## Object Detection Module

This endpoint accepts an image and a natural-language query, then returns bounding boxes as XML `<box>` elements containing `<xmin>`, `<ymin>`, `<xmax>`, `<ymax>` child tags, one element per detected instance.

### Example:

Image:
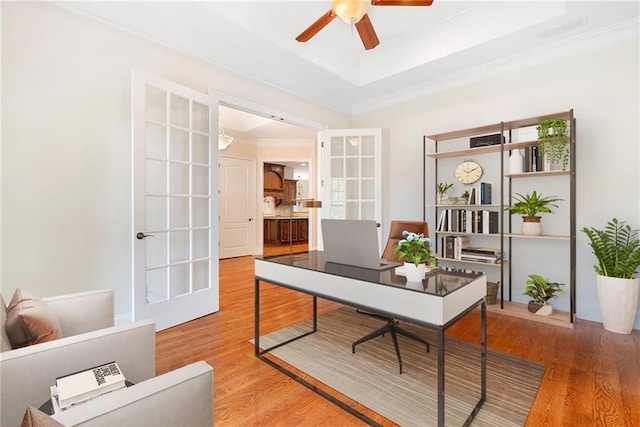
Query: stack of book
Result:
<box><xmin>459</xmin><ymin>247</ymin><xmax>503</xmax><ymax>264</ymax></box>
<box><xmin>440</xmin><ymin>235</ymin><xmax>470</xmax><ymax>259</ymax></box>
<box><xmin>53</xmin><ymin>361</ymin><xmax>126</xmax><ymax>411</ymax></box>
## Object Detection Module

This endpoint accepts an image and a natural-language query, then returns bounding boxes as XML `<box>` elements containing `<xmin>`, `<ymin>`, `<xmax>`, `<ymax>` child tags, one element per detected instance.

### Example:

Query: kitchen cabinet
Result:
<box><xmin>264</xmin><ymin>218</ymin><xmax>309</xmax><ymax>244</ymax></box>
<box><xmin>283</xmin><ymin>179</ymin><xmax>297</xmax><ymax>204</ymax></box>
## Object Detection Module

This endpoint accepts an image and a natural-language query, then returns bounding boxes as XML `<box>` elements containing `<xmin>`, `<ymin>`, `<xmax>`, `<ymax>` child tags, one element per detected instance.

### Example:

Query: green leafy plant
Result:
<box><xmin>505</xmin><ymin>191</ymin><xmax>563</xmax><ymax>217</ymax></box>
<box><xmin>537</xmin><ymin>118</ymin><xmax>569</xmax><ymax>170</ymax></box>
<box><xmin>461</xmin><ymin>190</ymin><xmax>470</xmax><ymax>203</ymax></box>
<box><xmin>523</xmin><ymin>274</ymin><xmax>565</xmax><ymax>304</ymax></box>
<box><xmin>436</xmin><ymin>182</ymin><xmax>453</xmax><ymax>194</ymax></box>
<box><xmin>581</xmin><ymin>218</ymin><xmax>640</xmax><ymax>279</ymax></box>
<box><xmin>394</xmin><ymin>230</ymin><xmax>438</xmax><ymax>267</ymax></box>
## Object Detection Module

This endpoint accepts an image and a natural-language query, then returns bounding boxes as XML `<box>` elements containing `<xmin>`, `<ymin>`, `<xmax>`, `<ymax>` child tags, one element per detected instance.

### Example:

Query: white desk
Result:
<box><xmin>255</xmin><ymin>251</ymin><xmax>487</xmax><ymax>427</ymax></box>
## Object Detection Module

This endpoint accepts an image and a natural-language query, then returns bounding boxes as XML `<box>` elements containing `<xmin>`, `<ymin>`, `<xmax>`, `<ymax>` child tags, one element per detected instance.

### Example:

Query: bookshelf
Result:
<box><xmin>423</xmin><ymin>110</ymin><xmax>576</xmax><ymax>326</ymax></box>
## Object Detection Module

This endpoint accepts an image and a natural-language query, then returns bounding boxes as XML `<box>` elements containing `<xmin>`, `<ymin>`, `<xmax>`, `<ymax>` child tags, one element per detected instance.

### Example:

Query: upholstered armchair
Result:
<box><xmin>0</xmin><ymin>289</ymin><xmax>157</xmax><ymax>426</ymax></box>
<box><xmin>1</xmin><ymin>288</ymin><xmax>214</xmax><ymax>427</ymax></box>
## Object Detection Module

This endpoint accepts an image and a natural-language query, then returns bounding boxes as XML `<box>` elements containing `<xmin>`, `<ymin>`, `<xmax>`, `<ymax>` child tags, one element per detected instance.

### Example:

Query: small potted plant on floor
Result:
<box><xmin>537</xmin><ymin>118</ymin><xmax>570</xmax><ymax>170</ymax></box>
<box><xmin>505</xmin><ymin>190</ymin><xmax>562</xmax><ymax>235</ymax></box>
<box><xmin>523</xmin><ymin>274</ymin><xmax>565</xmax><ymax>315</ymax></box>
<box><xmin>582</xmin><ymin>218</ymin><xmax>640</xmax><ymax>334</ymax></box>
<box><xmin>394</xmin><ymin>230</ymin><xmax>438</xmax><ymax>282</ymax></box>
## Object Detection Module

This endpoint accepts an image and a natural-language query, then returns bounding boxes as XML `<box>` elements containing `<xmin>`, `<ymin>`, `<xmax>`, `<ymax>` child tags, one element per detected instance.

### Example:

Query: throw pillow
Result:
<box><xmin>6</xmin><ymin>288</ymin><xmax>63</xmax><ymax>348</ymax></box>
<box><xmin>21</xmin><ymin>406</ymin><xmax>64</xmax><ymax>427</ymax></box>
<box><xmin>1</xmin><ymin>294</ymin><xmax>12</xmax><ymax>351</ymax></box>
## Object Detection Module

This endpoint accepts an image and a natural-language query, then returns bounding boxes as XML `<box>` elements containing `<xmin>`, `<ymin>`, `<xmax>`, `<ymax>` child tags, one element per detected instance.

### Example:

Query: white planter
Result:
<box><xmin>596</xmin><ymin>274</ymin><xmax>640</xmax><ymax>334</ymax></box>
<box><xmin>521</xmin><ymin>216</ymin><xmax>542</xmax><ymax>236</ymax></box>
<box><xmin>404</xmin><ymin>262</ymin><xmax>426</xmax><ymax>282</ymax></box>
<box><xmin>535</xmin><ymin>303</ymin><xmax>554</xmax><ymax>316</ymax></box>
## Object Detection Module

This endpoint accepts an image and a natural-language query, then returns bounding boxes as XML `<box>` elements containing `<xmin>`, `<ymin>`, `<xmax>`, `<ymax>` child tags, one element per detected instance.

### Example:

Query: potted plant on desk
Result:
<box><xmin>582</xmin><ymin>218</ymin><xmax>640</xmax><ymax>334</ymax></box>
<box><xmin>394</xmin><ymin>231</ymin><xmax>438</xmax><ymax>282</ymax></box>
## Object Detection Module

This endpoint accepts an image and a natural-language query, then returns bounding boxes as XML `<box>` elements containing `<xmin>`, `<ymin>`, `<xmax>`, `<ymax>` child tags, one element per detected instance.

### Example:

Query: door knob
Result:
<box><xmin>136</xmin><ymin>232</ymin><xmax>154</xmax><ymax>240</ymax></box>
<box><xmin>248</xmin><ymin>218</ymin><xmax>253</xmax><ymax>222</ymax></box>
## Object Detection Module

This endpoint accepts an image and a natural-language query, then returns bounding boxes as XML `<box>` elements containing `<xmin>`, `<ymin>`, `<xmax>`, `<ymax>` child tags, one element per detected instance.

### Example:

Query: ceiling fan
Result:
<box><xmin>296</xmin><ymin>0</ymin><xmax>434</xmax><ymax>50</ymax></box>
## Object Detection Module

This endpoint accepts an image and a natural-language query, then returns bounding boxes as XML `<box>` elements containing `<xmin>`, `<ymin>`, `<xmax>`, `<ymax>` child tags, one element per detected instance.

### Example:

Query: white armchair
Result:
<box><xmin>1</xmin><ymin>289</ymin><xmax>156</xmax><ymax>426</ymax></box>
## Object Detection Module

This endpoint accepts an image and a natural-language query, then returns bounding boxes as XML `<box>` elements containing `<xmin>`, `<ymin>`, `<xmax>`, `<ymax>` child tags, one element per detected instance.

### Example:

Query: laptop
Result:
<box><xmin>321</xmin><ymin>219</ymin><xmax>400</xmax><ymax>271</ymax></box>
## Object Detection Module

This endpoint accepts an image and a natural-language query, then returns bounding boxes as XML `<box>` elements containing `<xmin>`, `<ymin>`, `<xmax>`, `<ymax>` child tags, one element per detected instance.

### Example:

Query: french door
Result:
<box><xmin>132</xmin><ymin>71</ymin><xmax>219</xmax><ymax>331</ymax></box>
<box><xmin>320</xmin><ymin>128</ymin><xmax>383</xmax><ymax>249</ymax></box>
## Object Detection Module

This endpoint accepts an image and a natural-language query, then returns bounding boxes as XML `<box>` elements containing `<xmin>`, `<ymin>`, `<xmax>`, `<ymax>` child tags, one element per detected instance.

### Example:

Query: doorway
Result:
<box><xmin>262</xmin><ymin>161</ymin><xmax>311</xmax><ymax>255</ymax></box>
<box><xmin>216</xmin><ymin>103</ymin><xmax>321</xmax><ymax>256</ymax></box>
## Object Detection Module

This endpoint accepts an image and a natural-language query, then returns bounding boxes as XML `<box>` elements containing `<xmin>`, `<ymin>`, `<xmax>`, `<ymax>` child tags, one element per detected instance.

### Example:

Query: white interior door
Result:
<box><xmin>219</xmin><ymin>156</ymin><xmax>255</xmax><ymax>258</ymax></box>
<box><xmin>320</xmin><ymin>128</ymin><xmax>383</xmax><ymax>249</ymax></box>
<box><xmin>132</xmin><ymin>70</ymin><xmax>219</xmax><ymax>331</ymax></box>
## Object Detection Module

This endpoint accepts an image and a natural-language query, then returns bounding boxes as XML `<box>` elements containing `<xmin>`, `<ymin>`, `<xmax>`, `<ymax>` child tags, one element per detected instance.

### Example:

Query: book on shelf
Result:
<box><xmin>55</xmin><ymin>361</ymin><xmax>126</xmax><ymax>410</ymax></box>
<box><xmin>526</xmin><ymin>146</ymin><xmax>544</xmax><ymax>172</ymax></box>
<box><xmin>460</xmin><ymin>255</ymin><xmax>501</xmax><ymax>264</ymax></box>
<box><xmin>462</xmin><ymin>246</ymin><xmax>502</xmax><ymax>256</ymax></box>
<box><xmin>480</xmin><ymin>182</ymin><xmax>492</xmax><ymax>204</ymax></box>
<box><xmin>440</xmin><ymin>235</ymin><xmax>470</xmax><ymax>260</ymax></box>
<box><xmin>437</xmin><ymin>209</ymin><xmax>499</xmax><ymax>234</ymax></box>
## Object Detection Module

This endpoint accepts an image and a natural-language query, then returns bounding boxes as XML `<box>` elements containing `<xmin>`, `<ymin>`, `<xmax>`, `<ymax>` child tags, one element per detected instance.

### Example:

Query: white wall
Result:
<box><xmin>0</xmin><ymin>2</ymin><xmax>349</xmax><ymax>319</ymax></box>
<box><xmin>2</xmin><ymin>2</ymin><xmax>639</xmax><ymax>329</ymax></box>
<box><xmin>354</xmin><ymin>39</ymin><xmax>640</xmax><ymax>328</ymax></box>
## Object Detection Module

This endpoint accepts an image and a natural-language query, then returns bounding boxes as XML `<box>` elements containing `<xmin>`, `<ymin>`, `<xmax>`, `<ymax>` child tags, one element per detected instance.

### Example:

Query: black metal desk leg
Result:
<box><xmin>313</xmin><ymin>296</ymin><xmax>317</xmax><ymax>332</ymax></box>
<box><xmin>437</xmin><ymin>327</ymin><xmax>445</xmax><ymax>427</ymax></box>
<box><xmin>481</xmin><ymin>300</ymin><xmax>487</xmax><ymax>400</ymax></box>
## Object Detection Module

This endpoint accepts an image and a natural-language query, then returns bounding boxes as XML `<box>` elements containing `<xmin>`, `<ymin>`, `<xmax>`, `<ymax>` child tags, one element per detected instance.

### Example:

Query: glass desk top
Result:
<box><xmin>257</xmin><ymin>251</ymin><xmax>484</xmax><ymax>298</ymax></box>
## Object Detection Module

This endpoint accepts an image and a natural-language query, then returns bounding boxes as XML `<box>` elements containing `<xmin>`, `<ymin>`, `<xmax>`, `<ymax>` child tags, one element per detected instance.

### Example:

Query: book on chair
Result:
<box><xmin>55</xmin><ymin>361</ymin><xmax>126</xmax><ymax>409</ymax></box>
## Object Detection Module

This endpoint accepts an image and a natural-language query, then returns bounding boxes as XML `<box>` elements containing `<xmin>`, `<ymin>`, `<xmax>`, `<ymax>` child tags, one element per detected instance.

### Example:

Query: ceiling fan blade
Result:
<box><xmin>371</xmin><ymin>0</ymin><xmax>434</xmax><ymax>6</ymax></box>
<box><xmin>355</xmin><ymin>14</ymin><xmax>380</xmax><ymax>50</ymax></box>
<box><xmin>296</xmin><ymin>10</ymin><xmax>336</xmax><ymax>42</ymax></box>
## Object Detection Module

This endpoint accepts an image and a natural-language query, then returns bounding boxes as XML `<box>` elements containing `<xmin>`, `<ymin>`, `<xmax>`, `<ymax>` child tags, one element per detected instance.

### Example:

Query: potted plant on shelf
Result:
<box><xmin>505</xmin><ymin>191</ymin><xmax>563</xmax><ymax>236</ymax></box>
<box><xmin>523</xmin><ymin>274</ymin><xmax>565</xmax><ymax>315</ymax></box>
<box><xmin>436</xmin><ymin>182</ymin><xmax>453</xmax><ymax>205</ymax></box>
<box><xmin>537</xmin><ymin>118</ymin><xmax>570</xmax><ymax>170</ymax></box>
<box><xmin>394</xmin><ymin>230</ymin><xmax>438</xmax><ymax>282</ymax></box>
<box><xmin>461</xmin><ymin>190</ymin><xmax>470</xmax><ymax>204</ymax></box>
<box><xmin>581</xmin><ymin>218</ymin><xmax>640</xmax><ymax>334</ymax></box>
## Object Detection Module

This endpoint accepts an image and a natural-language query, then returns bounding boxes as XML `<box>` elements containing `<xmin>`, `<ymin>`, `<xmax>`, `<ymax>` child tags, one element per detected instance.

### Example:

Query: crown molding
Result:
<box><xmin>352</xmin><ymin>17</ymin><xmax>639</xmax><ymax>116</ymax></box>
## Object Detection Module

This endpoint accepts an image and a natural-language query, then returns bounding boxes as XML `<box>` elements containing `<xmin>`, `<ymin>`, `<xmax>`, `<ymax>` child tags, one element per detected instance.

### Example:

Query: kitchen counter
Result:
<box><xmin>264</xmin><ymin>214</ymin><xmax>309</xmax><ymax>219</ymax></box>
<box><xmin>264</xmin><ymin>217</ymin><xmax>308</xmax><ymax>244</ymax></box>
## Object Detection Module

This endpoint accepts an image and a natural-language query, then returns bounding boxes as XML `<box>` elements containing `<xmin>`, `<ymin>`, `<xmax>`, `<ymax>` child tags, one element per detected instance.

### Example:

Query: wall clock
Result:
<box><xmin>454</xmin><ymin>160</ymin><xmax>483</xmax><ymax>184</ymax></box>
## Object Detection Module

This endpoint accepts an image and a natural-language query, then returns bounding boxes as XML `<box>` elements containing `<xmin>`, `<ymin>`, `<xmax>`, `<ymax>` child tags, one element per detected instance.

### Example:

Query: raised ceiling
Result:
<box><xmin>60</xmin><ymin>1</ymin><xmax>638</xmax><ymax>116</ymax></box>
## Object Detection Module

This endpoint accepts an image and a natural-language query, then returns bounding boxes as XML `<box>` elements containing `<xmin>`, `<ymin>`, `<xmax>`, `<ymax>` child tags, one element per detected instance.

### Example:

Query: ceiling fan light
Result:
<box><xmin>332</xmin><ymin>0</ymin><xmax>371</xmax><ymax>25</ymax></box>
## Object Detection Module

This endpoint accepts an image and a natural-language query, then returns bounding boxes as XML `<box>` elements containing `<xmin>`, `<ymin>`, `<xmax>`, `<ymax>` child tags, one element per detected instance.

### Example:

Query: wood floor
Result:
<box><xmin>156</xmin><ymin>248</ymin><xmax>640</xmax><ymax>426</ymax></box>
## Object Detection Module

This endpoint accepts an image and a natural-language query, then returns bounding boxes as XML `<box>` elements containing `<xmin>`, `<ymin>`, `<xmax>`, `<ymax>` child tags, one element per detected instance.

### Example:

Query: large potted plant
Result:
<box><xmin>537</xmin><ymin>118</ymin><xmax>570</xmax><ymax>170</ymax></box>
<box><xmin>582</xmin><ymin>218</ymin><xmax>640</xmax><ymax>334</ymax></box>
<box><xmin>523</xmin><ymin>274</ymin><xmax>565</xmax><ymax>315</ymax></box>
<box><xmin>505</xmin><ymin>191</ymin><xmax>563</xmax><ymax>235</ymax></box>
<box><xmin>394</xmin><ymin>230</ymin><xmax>438</xmax><ymax>282</ymax></box>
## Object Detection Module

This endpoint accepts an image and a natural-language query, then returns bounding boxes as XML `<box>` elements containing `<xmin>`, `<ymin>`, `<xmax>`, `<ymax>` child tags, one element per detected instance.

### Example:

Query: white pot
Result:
<box><xmin>404</xmin><ymin>262</ymin><xmax>426</xmax><ymax>283</ymax></box>
<box><xmin>596</xmin><ymin>274</ymin><xmax>640</xmax><ymax>334</ymax></box>
<box><xmin>535</xmin><ymin>303</ymin><xmax>554</xmax><ymax>316</ymax></box>
<box><xmin>521</xmin><ymin>216</ymin><xmax>542</xmax><ymax>236</ymax></box>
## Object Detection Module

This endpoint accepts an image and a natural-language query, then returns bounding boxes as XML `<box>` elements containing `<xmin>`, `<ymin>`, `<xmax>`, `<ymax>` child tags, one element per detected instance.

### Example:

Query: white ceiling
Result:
<box><xmin>60</xmin><ymin>1</ymin><xmax>638</xmax><ymax>113</ymax></box>
<box><xmin>59</xmin><ymin>1</ymin><xmax>638</xmax><ymax>138</ymax></box>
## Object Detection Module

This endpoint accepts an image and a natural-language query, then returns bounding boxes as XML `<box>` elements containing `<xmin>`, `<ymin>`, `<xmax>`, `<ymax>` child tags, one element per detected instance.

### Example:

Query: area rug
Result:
<box><xmin>255</xmin><ymin>307</ymin><xmax>545</xmax><ymax>427</ymax></box>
